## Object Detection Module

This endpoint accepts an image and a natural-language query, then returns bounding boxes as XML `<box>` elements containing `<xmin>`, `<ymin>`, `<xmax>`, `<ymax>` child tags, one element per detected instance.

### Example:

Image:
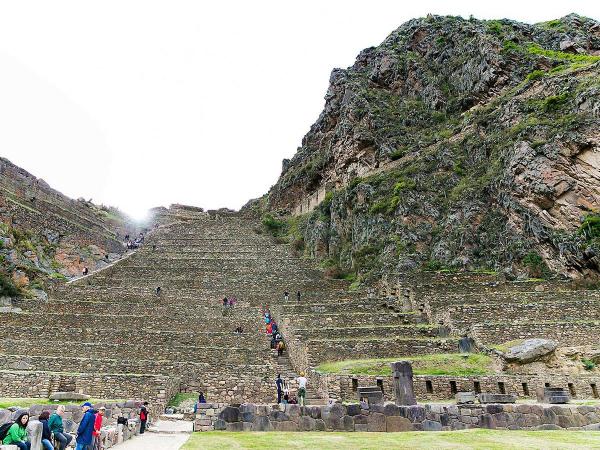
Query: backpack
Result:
<box><xmin>140</xmin><ymin>409</ymin><xmax>147</xmax><ymax>421</ymax></box>
<box><xmin>0</xmin><ymin>422</ymin><xmax>15</xmax><ymax>441</ymax></box>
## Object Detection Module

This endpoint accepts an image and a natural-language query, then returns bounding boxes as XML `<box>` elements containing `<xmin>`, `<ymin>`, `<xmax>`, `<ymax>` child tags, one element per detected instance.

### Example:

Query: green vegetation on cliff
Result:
<box><xmin>257</xmin><ymin>13</ymin><xmax>600</xmax><ymax>284</ymax></box>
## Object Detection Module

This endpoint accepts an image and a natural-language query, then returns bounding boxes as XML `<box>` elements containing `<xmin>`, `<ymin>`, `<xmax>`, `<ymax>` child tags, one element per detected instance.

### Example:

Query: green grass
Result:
<box><xmin>315</xmin><ymin>353</ymin><xmax>493</xmax><ymax>377</ymax></box>
<box><xmin>527</xmin><ymin>43</ymin><xmax>600</xmax><ymax>64</ymax></box>
<box><xmin>0</xmin><ymin>398</ymin><xmax>123</xmax><ymax>409</ymax></box>
<box><xmin>168</xmin><ymin>392</ymin><xmax>199</xmax><ymax>407</ymax></box>
<box><xmin>181</xmin><ymin>430</ymin><xmax>600</xmax><ymax>450</ymax></box>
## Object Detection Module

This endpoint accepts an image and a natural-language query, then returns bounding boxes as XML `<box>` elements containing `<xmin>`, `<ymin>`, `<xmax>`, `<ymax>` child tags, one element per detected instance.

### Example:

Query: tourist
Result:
<box><xmin>49</xmin><ymin>405</ymin><xmax>73</xmax><ymax>450</ymax></box>
<box><xmin>266</xmin><ymin>321</ymin><xmax>272</xmax><ymax>335</ymax></box>
<box><xmin>38</xmin><ymin>411</ymin><xmax>54</xmax><ymax>450</ymax></box>
<box><xmin>297</xmin><ymin>371</ymin><xmax>308</xmax><ymax>407</ymax></box>
<box><xmin>282</xmin><ymin>393</ymin><xmax>289</xmax><ymax>404</ymax></box>
<box><xmin>2</xmin><ymin>412</ymin><xmax>31</xmax><ymax>450</ymax></box>
<box><xmin>93</xmin><ymin>406</ymin><xmax>105</xmax><ymax>450</ymax></box>
<box><xmin>139</xmin><ymin>402</ymin><xmax>149</xmax><ymax>434</ymax></box>
<box><xmin>198</xmin><ymin>392</ymin><xmax>206</xmax><ymax>404</ymax></box>
<box><xmin>297</xmin><ymin>291</ymin><xmax>301</xmax><ymax>302</ymax></box>
<box><xmin>277</xmin><ymin>340</ymin><xmax>285</xmax><ymax>357</ymax></box>
<box><xmin>76</xmin><ymin>402</ymin><xmax>96</xmax><ymax>450</ymax></box>
<box><xmin>271</xmin><ymin>321</ymin><xmax>278</xmax><ymax>334</ymax></box>
<box><xmin>222</xmin><ymin>297</ymin><xmax>228</xmax><ymax>307</ymax></box>
<box><xmin>283</xmin><ymin>291</ymin><xmax>289</xmax><ymax>301</ymax></box>
<box><xmin>276</xmin><ymin>374</ymin><xmax>284</xmax><ymax>403</ymax></box>
<box><xmin>156</xmin><ymin>286</ymin><xmax>161</xmax><ymax>296</ymax></box>
<box><xmin>82</xmin><ymin>267</ymin><xmax>89</xmax><ymax>276</ymax></box>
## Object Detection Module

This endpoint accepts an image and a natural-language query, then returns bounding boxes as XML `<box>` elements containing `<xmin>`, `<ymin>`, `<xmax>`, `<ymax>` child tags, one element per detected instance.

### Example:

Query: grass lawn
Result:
<box><xmin>0</xmin><ymin>398</ymin><xmax>123</xmax><ymax>409</ymax></box>
<box><xmin>315</xmin><ymin>353</ymin><xmax>493</xmax><ymax>376</ymax></box>
<box><xmin>181</xmin><ymin>430</ymin><xmax>600</xmax><ymax>449</ymax></box>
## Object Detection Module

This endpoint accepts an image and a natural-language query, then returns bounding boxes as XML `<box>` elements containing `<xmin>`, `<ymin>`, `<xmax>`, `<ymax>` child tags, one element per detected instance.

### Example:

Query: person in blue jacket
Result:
<box><xmin>76</xmin><ymin>402</ymin><xmax>96</xmax><ymax>450</ymax></box>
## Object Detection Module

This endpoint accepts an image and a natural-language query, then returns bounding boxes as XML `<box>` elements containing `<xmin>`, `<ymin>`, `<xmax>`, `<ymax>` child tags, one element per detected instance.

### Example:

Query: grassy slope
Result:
<box><xmin>316</xmin><ymin>354</ymin><xmax>494</xmax><ymax>376</ymax></box>
<box><xmin>182</xmin><ymin>430</ymin><xmax>600</xmax><ymax>450</ymax></box>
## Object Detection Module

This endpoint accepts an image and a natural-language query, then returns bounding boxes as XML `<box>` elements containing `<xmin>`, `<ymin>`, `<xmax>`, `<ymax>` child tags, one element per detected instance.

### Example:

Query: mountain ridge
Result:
<box><xmin>247</xmin><ymin>13</ymin><xmax>600</xmax><ymax>283</ymax></box>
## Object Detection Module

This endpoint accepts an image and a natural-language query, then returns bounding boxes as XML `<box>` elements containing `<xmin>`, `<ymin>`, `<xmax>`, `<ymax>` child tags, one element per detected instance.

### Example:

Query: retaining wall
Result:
<box><xmin>194</xmin><ymin>401</ymin><xmax>600</xmax><ymax>432</ymax></box>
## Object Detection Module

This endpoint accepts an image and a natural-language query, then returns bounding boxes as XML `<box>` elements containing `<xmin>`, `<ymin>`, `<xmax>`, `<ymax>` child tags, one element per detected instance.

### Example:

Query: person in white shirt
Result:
<box><xmin>297</xmin><ymin>371</ymin><xmax>308</xmax><ymax>406</ymax></box>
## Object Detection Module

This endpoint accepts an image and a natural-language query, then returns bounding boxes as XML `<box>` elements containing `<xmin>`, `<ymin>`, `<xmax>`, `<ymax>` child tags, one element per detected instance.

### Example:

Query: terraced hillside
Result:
<box><xmin>3</xmin><ymin>204</ymin><xmax>599</xmax><ymax>408</ymax></box>
<box><xmin>0</xmin><ymin>157</ymin><xmax>136</xmax><ymax>299</ymax></box>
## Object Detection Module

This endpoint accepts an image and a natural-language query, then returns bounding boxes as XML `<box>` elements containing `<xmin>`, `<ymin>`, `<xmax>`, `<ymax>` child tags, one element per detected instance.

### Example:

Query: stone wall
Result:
<box><xmin>293</xmin><ymin>186</ymin><xmax>329</xmax><ymax>216</ymax></box>
<box><xmin>0</xmin><ymin>371</ymin><xmax>179</xmax><ymax>414</ymax></box>
<box><xmin>310</xmin><ymin>371</ymin><xmax>600</xmax><ymax>402</ymax></box>
<box><xmin>472</xmin><ymin>321</ymin><xmax>599</xmax><ymax>346</ymax></box>
<box><xmin>195</xmin><ymin>401</ymin><xmax>600</xmax><ymax>432</ymax></box>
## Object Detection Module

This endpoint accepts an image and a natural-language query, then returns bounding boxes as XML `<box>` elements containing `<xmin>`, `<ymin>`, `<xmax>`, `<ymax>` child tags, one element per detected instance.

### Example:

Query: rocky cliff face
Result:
<box><xmin>253</xmin><ymin>14</ymin><xmax>600</xmax><ymax>283</ymax></box>
<box><xmin>0</xmin><ymin>157</ymin><xmax>138</xmax><ymax>300</ymax></box>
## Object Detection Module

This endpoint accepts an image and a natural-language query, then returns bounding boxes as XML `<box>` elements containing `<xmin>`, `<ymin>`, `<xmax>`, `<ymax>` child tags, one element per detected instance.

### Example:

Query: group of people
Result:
<box><xmin>283</xmin><ymin>291</ymin><xmax>301</xmax><ymax>302</ymax></box>
<box><xmin>263</xmin><ymin>308</ymin><xmax>285</xmax><ymax>356</ymax></box>
<box><xmin>1</xmin><ymin>401</ymin><xmax>150</xmax><ymax>450</ymax></box>
<box><xmin>222</xmin><ymin>297</ymin><xmax>237</xmax><ymax>308</ymax></box>
<box><xmin>125</xmin><ymin>232</ymin><xmax>145</xmax><ymax>250</ymax></box>
<box><xmin>275</xmin><ymin>372</ymin><xmax>308</xmax><ymax>406</ymax></box>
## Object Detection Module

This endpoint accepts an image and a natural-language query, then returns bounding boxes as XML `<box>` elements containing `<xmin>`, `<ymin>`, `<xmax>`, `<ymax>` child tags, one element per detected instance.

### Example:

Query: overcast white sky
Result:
<box><xmin>0</xmin><ymin>1</ymin><xmax>598</xmax><ymax>219</ymax></box>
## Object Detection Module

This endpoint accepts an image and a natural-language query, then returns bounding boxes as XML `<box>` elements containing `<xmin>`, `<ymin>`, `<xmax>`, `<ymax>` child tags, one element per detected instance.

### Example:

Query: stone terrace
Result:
<box><xmin>413</xmin><ymin>273</ymin><xmax>600</xmax><ymax>347</ymax></box>
<box><xmin>0</xmin><ymin>208</ymin><xmax>379</xmax><ymax>406</ymax></box>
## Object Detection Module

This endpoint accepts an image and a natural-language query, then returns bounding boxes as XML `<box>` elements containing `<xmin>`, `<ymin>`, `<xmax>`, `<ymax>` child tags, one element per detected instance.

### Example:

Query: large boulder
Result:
<box><xmin>504</xmin><ymin>339</ymin><xmax>558</xmax><ymax>364</ymax></box>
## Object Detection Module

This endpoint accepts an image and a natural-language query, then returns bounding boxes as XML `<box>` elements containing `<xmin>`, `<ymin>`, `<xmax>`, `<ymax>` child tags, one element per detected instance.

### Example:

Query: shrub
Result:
<box><xmin>0</xmin><ymin>273</ymin><xmax>19</xmax><ymax>297</ymax></box>
<box><xmin>424</xmin><ymin>259</ymin><xmax>444</xmax><ymax>271</ymax></box>
<box><xmin>541</xmin><ymin>93</ymin><xmax>569</xmax><ymax>112</ymax></box>
<box><xmin>262</xmin><ymin>214</ymin><xmax>286</xmax><ymax>236</ymax></box>
<box><xmin>526</xmin><ymin>70</ymin><xmax>545</xmax><ymax>81</ymax></box>
<box><xmin>487</xmin><ymin>20</ymin><xmax>504</xmax><ymax>35</ymax></box>
<box><xmin>522</xmin><ymin>252</ymin><xmax>552</xmax><ymax>279</ymax></box>
<box><xmin>579</xmin><ymin>213</ymin><xmax>600</xmax><ymax>241</ymax></box>
<box><xmin>502</xmin><ymin>40</ymin><xmax>520</xmax><ymax>52</ymax></box>
<box><xmin>582</xmin><ymin>359</ymin><xmax>596</xmax><ymax>371</ymax></box>
<box><xmin>389</xmin><ymin>147</ymin><xmax>407</xmax><ymax>161</ymax></box>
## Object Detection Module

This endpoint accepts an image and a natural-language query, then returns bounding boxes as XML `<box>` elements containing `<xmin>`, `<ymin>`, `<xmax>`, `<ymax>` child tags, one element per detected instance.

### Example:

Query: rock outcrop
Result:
<box><xmin>504</xmin><ymin>339</ymin><xmax>558</xmax><ymax>364</ymax></box>
<box><xmin>0</xmin><ymin>157</ymin><xmax>138</xmax><ymax>299</ymax></box>
<box><xmin>252</xmin><ymin>13</ymin><xmax>600</xmax><ymax>283</ymax></box>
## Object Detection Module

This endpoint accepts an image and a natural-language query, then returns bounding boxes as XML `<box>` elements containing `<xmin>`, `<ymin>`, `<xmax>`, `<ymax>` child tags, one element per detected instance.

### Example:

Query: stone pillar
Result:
<box><xmin>391</xmin><ymin>361</ymin><xmax>416</xmax><ymax>406</ymax></box>
<box><xmin>27</xmin><ymin>420</ymin><xmax>42</xmax><ymax>450</ymax></box>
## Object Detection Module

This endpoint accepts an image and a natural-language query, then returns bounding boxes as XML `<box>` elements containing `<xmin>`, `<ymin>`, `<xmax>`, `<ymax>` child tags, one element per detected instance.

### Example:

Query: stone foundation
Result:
<box><xmin>310</xmin><ymin>371</ymin><xmax>600</xmax><ymax>403</ymax></box>
<box><xmin>195</xmin><ymin>401</ymin><xmax>600</xmax><ymax>432</ymax></box>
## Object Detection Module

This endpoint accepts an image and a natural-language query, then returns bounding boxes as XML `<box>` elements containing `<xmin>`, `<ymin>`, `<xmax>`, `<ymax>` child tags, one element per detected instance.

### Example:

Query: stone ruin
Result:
<box><xmin>0</xmin><ymin>207</ymin><xmax>599</xmax><ymax>433</ymax></box>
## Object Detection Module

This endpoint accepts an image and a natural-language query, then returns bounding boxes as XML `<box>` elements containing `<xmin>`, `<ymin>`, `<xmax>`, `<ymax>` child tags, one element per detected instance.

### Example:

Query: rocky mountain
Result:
<box><xmin>249</xmin><ymin>14</ymin><xmax>600</xmax><ymax>284</ymax></box>
<box><xmin>0</xmin><ymin>157</ymin><xmax>138</xmax><ymax>300</ymax></box>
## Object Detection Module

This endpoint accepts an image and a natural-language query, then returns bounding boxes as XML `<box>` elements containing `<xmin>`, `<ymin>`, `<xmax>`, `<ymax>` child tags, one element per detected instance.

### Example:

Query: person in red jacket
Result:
<box><xmin>93</xmin><ymin>407</ymin><xmax>105</xmax><ymax>450</ymax></box>
<box><xmin>139</xmin><ymin>402</ymin><xmax>149</xmax><ymax>434</ymax></box>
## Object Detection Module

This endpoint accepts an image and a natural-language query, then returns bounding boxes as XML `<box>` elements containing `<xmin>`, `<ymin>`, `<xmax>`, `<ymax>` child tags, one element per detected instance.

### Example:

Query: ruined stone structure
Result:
<box><xmin>2</xmin><ymin>206</ymin><xmax>600</xmax><ymax>409</ymax></box>
<box><xmin>195</xmin><ymin>401</ymin><xmax>600</xmax><ymax>432</ymax></box>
